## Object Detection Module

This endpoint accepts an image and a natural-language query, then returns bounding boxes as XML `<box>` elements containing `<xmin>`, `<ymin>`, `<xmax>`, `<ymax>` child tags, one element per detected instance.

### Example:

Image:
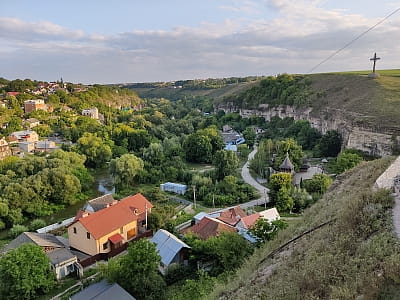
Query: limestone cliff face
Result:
<box><xmin>216</xmin><ymin>103</ymin><xmax>397</xmax><ymax>156</ymax></box>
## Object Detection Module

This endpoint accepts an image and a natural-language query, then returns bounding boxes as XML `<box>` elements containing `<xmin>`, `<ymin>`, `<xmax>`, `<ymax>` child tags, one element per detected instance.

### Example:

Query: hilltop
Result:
<box><xmin>210</xmin><ymin>156</ymin><xmax>400</xmax><ymax>299</ymax></box>
<box><xmin>125</xmin><ymin>76</ymin><xmax>262</xmax><ymax>102</ymax></box>
<box><xmin>307</xmin><ymin>71</ymin><xmax>400</xmax><ymax>133</ymax></box>
<box><xmin>128</xmin><ymin>70</ymin><xmax>400</xmax><ymax>134</ymax></box>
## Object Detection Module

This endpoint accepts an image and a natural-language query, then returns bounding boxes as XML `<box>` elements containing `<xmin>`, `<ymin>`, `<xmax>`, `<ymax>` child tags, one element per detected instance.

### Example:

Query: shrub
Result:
<box><xmin>8</xmin><ymin>224</ymin><xmax>29</xmax><ymax>238</ymax></box>
<box><xmin>29</xmin><ymin>218</ymin><xmax>46</xmax><ymax>231</ymax></box>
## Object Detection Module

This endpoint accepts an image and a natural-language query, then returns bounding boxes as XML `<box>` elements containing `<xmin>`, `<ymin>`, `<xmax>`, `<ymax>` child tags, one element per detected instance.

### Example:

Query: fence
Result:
<box><xmin>79</xmin><ymin>230</ymin><xmax>153</xmax><ymax>268</ymax></box>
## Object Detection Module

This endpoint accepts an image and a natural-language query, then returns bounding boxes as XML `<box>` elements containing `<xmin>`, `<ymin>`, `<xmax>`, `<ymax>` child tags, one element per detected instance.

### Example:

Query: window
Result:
<box><xmin>67</xmin><ymin>264</ymin><xmax>75</xmax><ymax>273</ymax></box>
<box><xmin>103</xmin><ymin>242</ymin><xmax>108</xmax><ymax>250</ymax></box>
<box><xmin>73</xmin><ymin>227</ymin><xmax>77</xmax><ymax>234</ymax></box>
<box><xmin>86</xmin><ymin>232</ymin><xmax>90</xmax><ymax>239</ymax></box>
<box><xmin>127</xmin><ymin>228</ymin><xmax>136</xmax><ymax>240</ymax></box>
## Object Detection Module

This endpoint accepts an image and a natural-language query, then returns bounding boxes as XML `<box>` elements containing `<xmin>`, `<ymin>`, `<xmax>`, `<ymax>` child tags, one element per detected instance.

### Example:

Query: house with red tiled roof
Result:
<box><xmin>236</xmin><ymin>208</ymin><xmax>281</xmax><ymax>243</ymax></box>
<box><xmin>184</xmin><ymin>216</ymin><xmax>237</xmax><ymax>240</ymax></box>
<box><xmin>236</xmin><ymin>213</ymin><xmax>261</xmax><ymax>230</ymax></box>
<box><xmin>67</xmin><ymin>193</ymin><xmax>153</xmax><ymax>256</ymax></box>
<box><xmin>216</xmin><ymin>206</ymin><xmax>247</xmax><ymax>226</ymax></box>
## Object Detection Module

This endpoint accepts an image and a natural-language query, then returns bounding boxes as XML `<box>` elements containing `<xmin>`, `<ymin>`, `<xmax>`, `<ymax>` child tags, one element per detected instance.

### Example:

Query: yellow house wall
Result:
<box><xmin>96</xmin><ymin>220</ymin><xmax>138</xmax><ymax>254</ymax></box>
<box><xmin>68</xmin><ymin>222</ymin><xmax>97</xmax><ymax>256</ymax></box>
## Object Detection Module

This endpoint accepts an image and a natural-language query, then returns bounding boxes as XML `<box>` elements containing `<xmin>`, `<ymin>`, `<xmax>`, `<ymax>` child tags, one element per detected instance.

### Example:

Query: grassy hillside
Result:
<box><xmin>307</xmin><ymin>71</ymin><xmax>400</xmax><ymax>133</ymax></box>
<box><xmin>128</xmin><ymin>80</ymin><xmax>260</xmax><ymax>102</ymax></box>
<box><xmin>327</xmin><ymin>69</ymin><xmax>400</xmax><ymax>77</ymax></box>
<box><xmin>210</xmin><ymin>157</ymin><xmax>400</xmax><ymax>299</ymax></box>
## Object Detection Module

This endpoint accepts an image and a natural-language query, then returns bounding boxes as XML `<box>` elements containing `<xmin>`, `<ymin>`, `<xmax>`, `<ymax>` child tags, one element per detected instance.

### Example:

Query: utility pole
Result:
<box><xmin>145</xmin><ymin>203</ymin><xmax>148</xmax><ymax>230</ymax></box>
<box><xmin>192</xmin><ymin>185</ymin><xmax>196</xmax><ymax>209</ymax></box>
<box><xmin>264</xmin><ymin>189</ymin><xmax>267</xmax><ymax>209</ymax></box>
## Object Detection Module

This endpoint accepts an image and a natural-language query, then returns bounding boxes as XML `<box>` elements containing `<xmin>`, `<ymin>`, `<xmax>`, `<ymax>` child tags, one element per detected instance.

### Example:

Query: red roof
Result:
<box><xmin>7</xmin><ymin>92</ymin><xmax>20</xmax><ymax>96</ymax></box>
<box><xmin>239</xmin><ymin>213</ymin><xmax>261</xmax><ymax>229</ymax></box>
<box><xmin>108</xmin><ymin>233</ymin><xmax>123</xmax><ymax>244</ymax></box>
<box><xmin>217</xmin><ymin>206</ymin><xmax>247</xmax><ymax>226</ymax></box>
<box><xmin>74</xmin><ymin>193</ymin><xmax>153</xmax><ymax>240</ymax></box>
<box><xmin>185</xmin><ymin>217</ymin><xmax>237</xmax><ymax>240</ymax></box>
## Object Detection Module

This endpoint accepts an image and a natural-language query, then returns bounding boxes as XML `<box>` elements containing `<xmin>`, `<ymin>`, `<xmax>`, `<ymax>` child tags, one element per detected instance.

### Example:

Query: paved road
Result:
<box><xmin>240</xmin><ymin>146</ymin><xmax>270</xmax><ymax>209</ymax></box>
<box><xmin>167</xmin><ymin>147</ymin><xmax>270</xmax><ymax>211</ymax></box>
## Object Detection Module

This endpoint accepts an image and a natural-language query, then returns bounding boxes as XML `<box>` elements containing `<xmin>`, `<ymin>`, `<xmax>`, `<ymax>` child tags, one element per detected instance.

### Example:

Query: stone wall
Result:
<box><xmin>216</xmin><ymin>103</ymin><xmax>396</xmax><ymax>156</ymax></box>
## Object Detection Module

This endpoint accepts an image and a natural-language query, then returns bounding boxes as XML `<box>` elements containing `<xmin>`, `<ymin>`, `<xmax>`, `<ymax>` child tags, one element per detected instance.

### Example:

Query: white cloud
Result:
<box><xmin>0</xmin><ymin>2</ymin><xmax>399</xmax><ymax>83</ymax></box>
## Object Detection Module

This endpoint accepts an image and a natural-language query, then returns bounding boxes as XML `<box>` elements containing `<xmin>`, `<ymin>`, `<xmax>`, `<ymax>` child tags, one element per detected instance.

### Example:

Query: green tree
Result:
<box><xmin>46</xmin><ymin>94</ymin><xmax>60</xmax><ymax>106</ymax></box>
<box><xmin>269</xmin><ymin>172</ymin><xmax>294</xmax><ymax>211</ymax></box>
<box><xmin>276</xmin><ymin>187</ymin><xmax>294</xmax><ymax>212</ymax></box>
<box><xmin>183</xmin><ymin>132</ymin><xmax>212</xmax><ymax>163</ymax></box>
<box><xmin>198</xmin><ymin>126</ymin><xmax>224</xmax><ymax>155</ymax></box>
<box><xmin>143</xmin><ymin>143</ymin><xmax>164</xmax><ymax>165</ymax></box>
<box><xmin>250</xmin><ymin>139</ymin><xmax>274</xmax><ymax>177</ymax></box>
<box><xmin>303</xmin><ymin>174</ymin><xmax>333</xmax><ymax>194</ymax></box>
<box><xmin>127</xmin><ymin>129</ymin><xmax>151</xmax><ymax>152</ymax></box>
<box><xmin>76</xmin><ymin>132</ymin><xmax>112</xmax><ymax>168</ymax></box>
<box><xmin>213</xmin><ymin>232</ymin><xmax>253</xmax><ymax>271</ymax></box>
<box><xmin>213</xmin><ymin>150</ymin><xmax>239</xmax><ymax>180</ymax></box>
<box><xmin>248</xmin><ymin>218</ymin><xmax>288</xmax><ymax>243</ymax></box>
<box><xmin>186</xmin><ymin>232</ymin><xmax>253</xmax><ymax>273</ymax></box>
<box><xmin>274</xmin><ymin>138</ymin><xmax>304</xmax><ymax>171</ymax></box>
<box><xmin>335</xmin><ymin>151</ymin><xmax>362</xmax><ymax>173</ymax></box>
<box><xmin>269</xmin><ymin>172</ymin><xmax>293</xmax><ymax>193</ymax></box>
<box><xmin>317</xmin><ymin>130</ymin><xmax>342</xmax><ymax>157</ymax></box>
<box><xmin>8</xmin><ymin>224</ymin><xmax>29</xmax><ymax>238</ymax></box>
<box><xmin>29</xmin><ymin>219</ymin><xmax>46</xmax><ymax>231</ymax></box>
<box><xmin>242</xmin><ymin>127</ymin><xmax>256</xmax><ymax>147</ymax></box>
<box><xmin>110</xmin><ymin>153</ymin><xmax>144</xmax><ymax>189</ymax></box>
<box><xmin>291</xmin><ymin>187</ymin><xmax>311</xmax><ymax>212</ymax></box>
<box><xmin>102</xmin><ymin>239</ymin><xmax>166</xmax><ymax>300</ymax></box>
<box><xmin>0</xmin><ymin>244</ymin><xmax>55</xmax><ymax>299</ymax></box>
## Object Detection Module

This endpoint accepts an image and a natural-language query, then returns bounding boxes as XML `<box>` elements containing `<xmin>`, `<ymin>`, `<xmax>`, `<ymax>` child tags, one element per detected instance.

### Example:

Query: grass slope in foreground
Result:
<box><xmin>211</xmin><ymin>156</ymin><xmax>400</xmax><ymax>299</ymax></box>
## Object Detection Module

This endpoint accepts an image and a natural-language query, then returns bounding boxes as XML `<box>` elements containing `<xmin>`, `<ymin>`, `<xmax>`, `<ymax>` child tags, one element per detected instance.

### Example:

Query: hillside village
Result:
<box><xmin>0</xmin><ymin>72</ymin><xmax>400</xmax><ymax>299</ymax></box>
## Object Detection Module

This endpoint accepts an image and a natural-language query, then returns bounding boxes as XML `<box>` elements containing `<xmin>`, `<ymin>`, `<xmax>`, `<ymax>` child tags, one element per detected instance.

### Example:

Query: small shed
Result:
<box><xmin>160</xmin><ymin>182</ymin><xmax>187</xmax><ymax>195</ymax></box>
<box><xmin>151</xmin><ymin>229</ymin><xmax>190</xmax><ymax>273</ymax></box>
<box><xmin>71</xmin><ymin>279</ymin><xmax>135</xmax><ymax>300</ymax></box>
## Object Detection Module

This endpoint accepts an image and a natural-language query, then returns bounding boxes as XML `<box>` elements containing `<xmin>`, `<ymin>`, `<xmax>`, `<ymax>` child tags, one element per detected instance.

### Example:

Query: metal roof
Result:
<box><xmin>47</xmin><ymin>248</ymin><xmax>76</xmax><ymax>265</ymax></box>
<box><xmin>1</xmin><ymin>232</ymin><xmax>64</xmax><ymax>253</ymax></box>
<box><xmin>162</xmin><ymin>182</ymin><xmax>187</xmax><ymax>189</ymax></box>
<box><xmin>194</xmin><ymin>212</ymin><xmax>209</xmax><ymax>222</ymax></box>
<box><xmin>151</xmin><ymin>229</ymin><xmax>190</xmax><ymax>266</ymax></box>
<box><xmin>71</xmin><ymin>279</ymin><xmax>135</xmax><ymax>300</ymax></box>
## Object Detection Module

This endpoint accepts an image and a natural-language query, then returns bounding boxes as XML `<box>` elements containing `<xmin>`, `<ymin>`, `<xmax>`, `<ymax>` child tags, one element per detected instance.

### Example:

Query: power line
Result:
<box><xmin>307</xmin><ymin>7</ymin><xmax>400</xmax><ymax>74</ymax></box>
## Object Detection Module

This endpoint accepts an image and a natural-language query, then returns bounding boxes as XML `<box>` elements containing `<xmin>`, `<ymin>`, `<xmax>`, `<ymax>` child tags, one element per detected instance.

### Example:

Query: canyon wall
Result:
<box><xmin>217</xmin><ymin>103</ymin><xmax>397</xmax><ymax>156</ymax></box>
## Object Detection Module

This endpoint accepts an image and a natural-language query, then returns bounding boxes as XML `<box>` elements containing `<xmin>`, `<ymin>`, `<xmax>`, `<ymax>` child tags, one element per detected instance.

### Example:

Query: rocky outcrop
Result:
<box><xmin>216</xmin><ymin>103</ymin><xmax>397</xmax><ymax>156</ymax></box>
<box><xmin>374</xmin><ymin>156</ymin><xmax>400</xmax><ymax>190</ymax></box>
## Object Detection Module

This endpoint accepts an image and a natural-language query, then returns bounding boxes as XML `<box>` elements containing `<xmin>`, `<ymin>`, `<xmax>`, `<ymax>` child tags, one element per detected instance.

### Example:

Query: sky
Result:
<box><xmin>1</xmin><ymin>0</ymin><xmax>399</xmax><ymax>84</ymax></box>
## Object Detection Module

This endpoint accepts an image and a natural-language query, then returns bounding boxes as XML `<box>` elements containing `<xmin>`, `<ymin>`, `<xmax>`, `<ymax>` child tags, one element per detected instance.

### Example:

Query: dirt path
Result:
<box><xmin>373</xmin><ymin>156</ymin><xmax>400</xmax><ymax>239</ymax></box>
<box><xmin>393</xmin><ymin>193</ymin><xmax>400</xmax><ymax>238</ymax></box>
